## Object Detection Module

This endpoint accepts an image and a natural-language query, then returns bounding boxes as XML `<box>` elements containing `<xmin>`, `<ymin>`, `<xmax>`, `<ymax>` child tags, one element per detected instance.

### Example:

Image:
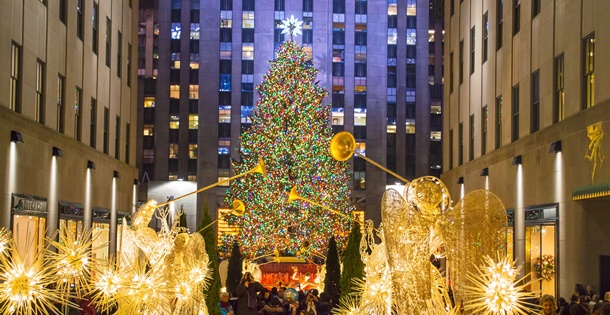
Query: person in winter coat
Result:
<box><xmin>236</xmin><ymin>272</ymin><xmax>265</xmax><ymax>315</ymax></box>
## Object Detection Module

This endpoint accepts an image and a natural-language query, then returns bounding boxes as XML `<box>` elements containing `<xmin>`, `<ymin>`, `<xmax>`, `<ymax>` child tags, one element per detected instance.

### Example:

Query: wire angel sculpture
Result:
<box><xmin>382</xmin><ymin>176</ymin><xmax>508</xmax><ymax>315</ymax></box>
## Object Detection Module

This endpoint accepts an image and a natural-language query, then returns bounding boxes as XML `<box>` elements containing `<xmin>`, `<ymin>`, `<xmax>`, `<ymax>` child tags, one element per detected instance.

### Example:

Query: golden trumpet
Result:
<box><xmin>197</xmin><ymin>199</ymin><xmax>246</xmax><ymax>233</ymax></box>
<box><xmin>156</xmin><ymin>158</ymin><xmax>266</xmax><ymax>208</ymax></box>
<box><xmin>330</xmin><ymin>131</ymin><xmax>409</xmax><ymax>183</ymax></box>
<box><xmin>287</xmin><ymin>186</ymin><xmax>352</xmax><ymax>220</ymax></box>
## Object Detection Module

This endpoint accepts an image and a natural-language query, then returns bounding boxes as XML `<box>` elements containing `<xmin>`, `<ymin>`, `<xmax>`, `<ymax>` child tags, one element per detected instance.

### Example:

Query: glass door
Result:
<box><xmin>525</xmin><ymin>224</ymin><xmax>556</xmax><ymax>295</ymax></box>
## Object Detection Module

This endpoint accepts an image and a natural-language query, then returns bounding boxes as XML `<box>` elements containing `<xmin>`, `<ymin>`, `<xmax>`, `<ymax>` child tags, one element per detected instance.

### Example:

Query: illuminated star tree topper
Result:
<box><xmin>279</xmin><ymin>15</ymin><xmax>303</xmax><ymax>39</ymax></box>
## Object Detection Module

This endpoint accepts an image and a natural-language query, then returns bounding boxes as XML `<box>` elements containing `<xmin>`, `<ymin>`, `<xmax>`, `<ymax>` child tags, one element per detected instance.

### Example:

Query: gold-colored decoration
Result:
<box><xmin>0</xmin><ymin>229</ymin><xmax>76</xmax><ymax>315</ymax></box>
<box><xmin>585</xmin><ymin>121</ymin><xmax>605</xmax><ymax>184</ymax></box>
<box><xmin>197</xmin><ymin>199</ymin><xmax>246</xmax><ymax>232</ymax></box>
<box><xmin>382</xmin><ymin>177</ymin><xmax>508</xmax><ymax>315</ymax></box>
<box><xmin>49</xmin><ymin>224</ymin><xmax>104</xmax><ymax>297</ymax></box>
<box><xmin>462</xmin><ymin>254</ymin><xmax>538</xmax><ymax>315</ymax></box>
<box><xmin>443</xmin><ymin>189</ymin><xmax>508</xmax><ymax>304</ymax></box>
<box><xmin>330</xmin><ymin>131</ymin><xmax>410</xmax><ymax>183</ymax></box>
<box><xmin>287</xmin><ymin>186</ymin><xmax>352</xmax><ymax>219</ymax></box>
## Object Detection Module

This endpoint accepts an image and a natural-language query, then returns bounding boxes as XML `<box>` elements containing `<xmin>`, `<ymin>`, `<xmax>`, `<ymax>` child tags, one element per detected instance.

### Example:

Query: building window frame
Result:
<box><xmin>495</xmin><ymin>95</ymin><xmax>502</xmax><ymax>149</ymax></box>
<box><xmin>469</xmin><ymin>114</ymin><xmax>475</xmax><ymax>161</ymax></box>
<box><xmin>57</xmin><ymin>75</ymin><xmax>65</xmax><ymax>133</ymax></box>
<box><xmin>511</xmin><ymin>85</ymin><xmax>519</xmax><ymax>142</ymax></box>
<box><xmin>583</xmin><ymin>32</ymin><xmax>595</xmax><ymax>109</ymax></box>
<box><xmin>531</xmin><ymin>70</ymin><xmax>540</xmax><ymax>133</ymax></box>
<box><xmin>483</xmin><ymin>11</ymin><xmax>488</xmax><ymax>63</ymax></box>
<box><xmin>77</xmin><ymin>0</ymin><xmax>84</xmax><ymax>40</ymax></box>
<box><xmin>497</xmin><ymin>0</ymin><xmax>503</xmax><ymax>50</ymax></box>
<box><xmin>35</xmin><ymin>60</ymin><xmax>45</xmax><ymax>124</ymax></box>
<box><xmin>553</xmin><ymin>54</ymin><xmax>564</xmax><ymax>122</ymax></box>
<box><xmin>90</xmin><ymin>98</ymin><xmax>97</xmax><ymax>148</ymax></box>
<box><xmin>459</xmin><ymin>40</ymin><xmax>464</xmax><ymax>84</ymax></box>
<box><xmin>482</xmin><ymin>105</ymin><xmax>488</xmax><ymax>155</ymax></box>
<box><xmin>10</xmin><ymin>42</ymin><xmax>22</xmax><ymax>113</ymax></box>
<box><xmin>513</xmin><ymin>0</ymin><xmax>520</xmax><ymax>35</ymax></box>
<box><xmin>75</xmin><ymin>87</ymin><xmax>82</xmax><ymax>141</ymax></box>
<box><xmin>470</xmin><ymin>26</ymin><xmax>475</xmax><ymax>75</ymax></box>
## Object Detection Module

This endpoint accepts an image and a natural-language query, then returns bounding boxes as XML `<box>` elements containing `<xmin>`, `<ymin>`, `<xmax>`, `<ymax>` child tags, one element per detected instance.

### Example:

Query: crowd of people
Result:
<box><xmin>221</xmin><ymin>272</ymin><xmax>332</xmax><ymax>315</ymax></box>
<box><xmin>538</xmin><ymin>284</ymin><xmax>610</xmax><ymax>315</ymax></box>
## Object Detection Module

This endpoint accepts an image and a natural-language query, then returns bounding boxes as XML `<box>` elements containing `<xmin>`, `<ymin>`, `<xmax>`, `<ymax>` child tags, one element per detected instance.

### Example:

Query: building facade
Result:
<box><xmin>442</xmin><ymin>0</ymin><xmax>610</xmax><ymax>298</ymax></box>
<box><xmin>137</xmin><ymin>0</ymin><xmax>444</xmax><ymax>226</ymax></box>
<box><xmin>0</xmin><ymin>0</ymin><xmax>139</xmax><ymax>260</ymax></box>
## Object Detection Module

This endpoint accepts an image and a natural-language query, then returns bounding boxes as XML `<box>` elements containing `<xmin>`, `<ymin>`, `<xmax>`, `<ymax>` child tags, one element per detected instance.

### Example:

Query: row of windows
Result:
<box><xmin>9</xmin><ymin>43</ymin><xmax>131</xmax><ymax>163</ymax></box>
<box><xmin>449</xmin><ymin>34</ymin><xmax>594</xmax><ymax>169</ymax></box>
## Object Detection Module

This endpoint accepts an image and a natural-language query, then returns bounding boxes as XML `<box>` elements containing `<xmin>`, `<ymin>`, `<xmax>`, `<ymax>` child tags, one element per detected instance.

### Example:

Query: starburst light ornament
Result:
<box><xmin>462</xmin><ymin>254</ymin><xmax>538</xmax><ymax>315</ymax></box>
<box><xmin>279</xmin><ymin>15</ymin><xmax>303</xmax><ymax>38</ymax></box>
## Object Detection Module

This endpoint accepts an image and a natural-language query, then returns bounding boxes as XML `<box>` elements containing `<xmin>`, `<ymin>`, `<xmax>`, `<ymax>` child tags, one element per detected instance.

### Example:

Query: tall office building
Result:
<box><xmin>137</xmin><ymin>0</ymin><xmax>444</xmax><ymax>227</ymax></box>
<box><xmin>442</xmin><ymin>0</ymin><xmax>610</xmax><ymax>298</ymax></box>
<box><xmin>0</xmin><ymin>0</ymin><xmax>139</xmax><ymax>259</ymax></box>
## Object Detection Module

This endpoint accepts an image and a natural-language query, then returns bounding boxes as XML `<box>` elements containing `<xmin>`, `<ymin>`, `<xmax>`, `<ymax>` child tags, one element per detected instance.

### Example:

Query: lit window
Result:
<box><xmin>242</xmin><ymin>11</ymin><xmax>254</xmax><ymax>28</ymax></box>
<box><xmin>331</xmin><ymin>108</ymin><xmax>344</xmax><ymax>125</ymax></box>
<box><xmin>169</xmin><ymin>174</ymin><xmax>178</xmax><ymax>181</ymax></box>
<box><xmin>406</xmin><ymin>119</ymin><xmax>416</xmax><ymax>134</ymax></box>
<box><xmin>219</xmin><ymin>106</ymin><xmax>231</xmax><ymax>123</ymax></box>
<box><xmin>354</xmin><ymin>109</ymin><xmax>366</xmax><ymax>126</ymax></box>
<box><xmin>143</xmin><ymin>125</ymin><xmax>154</xmax><ymax>136</ymax></box>
<box><xmin>170</xmin><ymin>85</ymin><xmax>180</xmax><ymax>99</ymax></box>
<box><xmin>355</xmin><ymin>142</ymin><xmax>366</xmax><ymax>155</ymax></box>
<box><xmin>220</xmin><ymin>42</ymin><xmax>232</xmax><ymax>60</ymax></box>
<box><xmin>242</xmin><ymin>43</ymin><xmax>254</xmax><ymax>60</ymax></box>
<box><xmin>407</xmin><ymin>0</ymin><xmax>416</xmax><ymax>15</ymax></box>
<box><xmin>189</xmin><ymin>85</ymin><xmax>199</xmax><ymax>99</ymax></box>
<box><xmin>407</xmin><ymin>29</ymin><xmax>416</xmax><ymax>45</ymax></box>
<box><xmin>431</xmin><ymin>131</ymin><xmax>442</xmax><ymax>141</ymax></box>
<box><xmin>189</xmin><ymin>114</ymin><xmax>198</xmax><ymax>129</ymax></box>
<box><xmin>171</xmin><ymin>23</ymin><xmax>181</xmax><ymax>39</ymax></box>
<box><xmin>190</xmin><ymin>23</ymin><xmax>200</xmax><ymax>39</ymax></box>
<box><xmin>189</xmin><ymin>144</ymin><xmax>197</xmax><ymax>159</ymax></box>
<box><xmin>169</xmin><ymin>144</ymin><xmax>178</xmax><ymax>158</ymax></box>
<box><xmin>387</xmin><ymin>29</ymin><xmax>397</xmax><ymax>45</ymax></box>
<box><xmin>220</xmin><ymin>11</ymin><xmax>232</xmax><ymax>28</ymax></box>
<box><xmin>188</xmin><ymin>175</ymin><xmax>197</xmax><ymax>181</ymax></box>
<box><xmin>388</xmin><ymin>3</ymin><xmax>397</xmax><ymax>15</ymax></box>
<box><xmin>144</xmin><ymin>97</ymin><xmax>155</xmax><ymax>108</ymax></box>
<box><xmin>241</xmin><ymin>106</ymin><xmax>254</xmax><ymax>123</ymax></box>
<box><xmin>169</xmin><ymin>115</ymin><xmax>179</xmax><ymax>129</ymax></box>
<box><xmin>431</xmin><ymin>105</ymin><xmax>441</xmax><ymax>114</ymax></box>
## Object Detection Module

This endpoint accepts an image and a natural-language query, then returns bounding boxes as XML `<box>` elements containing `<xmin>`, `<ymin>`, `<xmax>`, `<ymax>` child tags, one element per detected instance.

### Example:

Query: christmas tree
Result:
<box><xmin>339</xmin><ymin>221</ymin><xmax>364</xmax><ymax>299</ymax></box>
<box><xmin>226</xmin><ymin>39</ymin><xmax>354</xmax><ymax>257</ymax></box>
<box><xmin>197</xmin><ymin>201</ymin><xmax>221</xmax><ymax>315</ymax></box>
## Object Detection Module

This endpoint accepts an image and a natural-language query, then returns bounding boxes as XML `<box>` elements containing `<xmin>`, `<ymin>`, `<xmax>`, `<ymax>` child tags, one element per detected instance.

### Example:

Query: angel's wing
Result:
<box><xmin>443</xmin><ymin>189</ymin><xmax>508</xmax><ymax>304</ymax></box>
<box><xmin>185</xmin><ymin>232</ymin><xmax>209</xmax><ymax>267</ymax></box>
<box><xmin>382</xmin><ymin>188</ymin><xmax>431</xmax><ymax>315</ymax></box>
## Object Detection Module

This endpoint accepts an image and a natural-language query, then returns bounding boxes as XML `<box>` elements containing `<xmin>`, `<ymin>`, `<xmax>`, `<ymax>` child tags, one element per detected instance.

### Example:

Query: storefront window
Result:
<box><xmin>12</xmin><ymin>215</ymin><xmax>46</xmax><ymax>265</ymax></box>
<box><xmin>60</xmin><ymin>219</ymin><xmax>84</xmax><ymax>243</ymax></box>
<box><xmin>11</xmin><ymin>195</ymin><xmax>48</xmax><ymax>266</ymax></box>
<box><xmin>92</xmin><ymin>222</ymin><xmax>109</xmax><ymax>260</ymax></box>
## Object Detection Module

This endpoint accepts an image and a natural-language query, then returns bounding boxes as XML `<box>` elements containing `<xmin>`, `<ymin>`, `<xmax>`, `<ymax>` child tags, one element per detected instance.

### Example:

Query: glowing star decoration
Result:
<box><xmin>49</xmin><ymin>224</ymin><xmax>105</xmax><ymax>297</ymax></box>
<box><xmin>279</xmin><ymin>15</ymin><xmax>303</xmax><ymax>38</ymax></box>
<box><xmin>0</xmin><ymin>235</ymin><xmax>75</xmax><ymax>315</ymax></box>
<box><xmin>462</xmin><ymin>254</ymin><xmax>538</xmax><ymax>315</ymax></box>
<box><xmin>90</xmin><ymin>259</ymin><xmax>124</xmax><ymax>313</ymax></box>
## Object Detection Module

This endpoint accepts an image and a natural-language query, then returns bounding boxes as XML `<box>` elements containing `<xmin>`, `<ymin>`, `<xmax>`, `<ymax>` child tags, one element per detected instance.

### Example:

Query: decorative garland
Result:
<box><xmin>534</xmin><ymin>254</ymin><xmax>555</xmax><ymax>281</ymax></box>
